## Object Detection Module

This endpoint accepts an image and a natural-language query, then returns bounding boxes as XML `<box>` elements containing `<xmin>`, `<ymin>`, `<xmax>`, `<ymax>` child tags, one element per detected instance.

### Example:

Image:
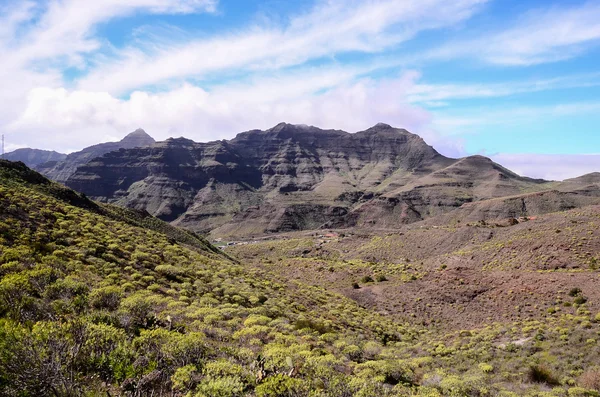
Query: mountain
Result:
<box><xmin>36</xmin><ymin>128</ymin><xmax>155</xmax><ymax>183</ymax></box>
<box><xmin>3</xmin><ymin>148</ymin><xmax>66</xmax><ymax>167</ymax></box>
<box><xmin>64</xmin><ymin>122</ymin><xmax>599</xmax><ymax>237</ymax></box>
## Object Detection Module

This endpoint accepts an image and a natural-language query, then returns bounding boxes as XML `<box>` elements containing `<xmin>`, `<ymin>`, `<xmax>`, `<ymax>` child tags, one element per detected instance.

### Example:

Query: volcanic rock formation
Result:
<box><xmin>63</xmin><ymin>122</ymin><xmax>596</xmax><ymax>237</ymax></box>
<box><xmin>36</xmin><ymin>129</ymin><xmax>155</xmax><ymax>183</ymax></box>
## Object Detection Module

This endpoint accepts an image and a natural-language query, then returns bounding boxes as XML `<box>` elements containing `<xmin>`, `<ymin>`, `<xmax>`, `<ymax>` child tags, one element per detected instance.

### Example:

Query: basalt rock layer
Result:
<box><xmin>64</xmin><ymin>123</ymin><xmax>599</xmax><ymax>237</ymax></box>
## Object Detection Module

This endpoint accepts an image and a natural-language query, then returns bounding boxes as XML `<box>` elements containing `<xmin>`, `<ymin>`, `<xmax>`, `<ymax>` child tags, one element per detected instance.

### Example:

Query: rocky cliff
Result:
<box><xmin>64</xmin><ymin>122</ymin><xmax>592</xmax><ymax>237</ymax></box>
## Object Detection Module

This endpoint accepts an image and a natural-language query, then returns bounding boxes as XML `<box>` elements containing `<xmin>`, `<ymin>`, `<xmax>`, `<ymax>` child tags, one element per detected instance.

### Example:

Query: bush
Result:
<box><xmin>172</xmin><ymin>364</ymin><xmax>199</xmax><ymax>392</ymax></box>
<box><xmin>155</xmin><ymin>265</ymin><xmax>185</xmax><ymax>281</ymax></box>
<box><xmin>89</xmin><ymin>286</ymin><xmax>122</xmax><ymax>311</ymax></box>
<box><xmin>255</xmin><ymin>374</ymin><xmax>304</xmax><ymax>397</ymax></box>
<box><xmin>375</xmin><ymin>274</ymin><xmax>387</xmax><ymax>282</ymax></box>
<box><xmin>570</xmin><ymin>288</ymin><xmax>583</xmax><ymax>297</ymax></box>
<box><xmin>354</xmin><ymin>359</ymin><xmax>414</xmax><ymax>386</ymax></box>
<box><xmin>44</xmin><ymin>278</ymin><xmax>89</xmax><ymax>300</ymax></box>
<box><xmin>579</xmin><ymin>368</ymin><xmax>600</xmax><ymax>391</ymax></box>
<box><xmin>361</xmin><ymin>275</ymin><xmax>374</xmax><ymax>283</ymax></box>
<box><xmin>528</xmin><ymin>365</ymin><xmax>560</xmax><ymax>385</ymax></box>
<box><xmin>195</xmin><ymin>376</ymin><xmax>245</xmax><ymax>397</ymax></box>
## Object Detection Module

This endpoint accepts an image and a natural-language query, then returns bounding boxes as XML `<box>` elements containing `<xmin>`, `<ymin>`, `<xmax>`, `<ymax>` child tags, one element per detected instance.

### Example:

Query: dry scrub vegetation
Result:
<box><xmin>0</xmin><ymin>160</ymin><xmax>600</xmax><ymax>396</ymax></box>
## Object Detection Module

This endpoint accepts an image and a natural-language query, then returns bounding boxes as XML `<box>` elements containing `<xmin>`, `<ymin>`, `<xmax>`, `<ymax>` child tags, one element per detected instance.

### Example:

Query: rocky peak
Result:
<box><xmin>362</xmin><ymin>122</ymin><xmax>412</xmax><ymax>136</ymax></box>
<box><xmin>120</xmin><ymin>128</ymin><xmax>155</xmax><ymax>147</ymax></box>
<box><xmin>35</xmin><ymin>128</ymin><xmax>156</xmax><ymax>183</ymax></box>
<box><xmin>371</xmin><ymin>122</ymin><xmax>393</xmax><ymax>129</ymax></box>
<box><xmin>265</xmin><ymin>122</ymin><xmax>320</xmax><ymax>139</ymax></box>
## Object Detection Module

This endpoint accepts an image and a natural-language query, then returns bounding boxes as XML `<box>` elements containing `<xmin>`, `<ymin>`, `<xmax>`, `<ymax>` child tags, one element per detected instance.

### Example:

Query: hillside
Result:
<box><xmin>0</xmin><ymin>161</ymin><xmax>424</xmax><ymax>396</ymax></box>
<box><xmin>64</xmin><ymin>123</ymin><xmax>574</xmax><ymax>238</ymax></box>
<box><xmin>230</xmin><ymin>205</ymin><xmax>600</xmax><ymax>328</ymax></box>
<box><xmin>2</xmin><ymin>160</ymin><xmax>600</xmax><ymax>396</ymax></box>
<box><xmin>36</xmin><ymin>129</ymin><xmax>155</xmax><ymax>183</ymax></box>
<box><xmin>3</xmin><ymin>148</ymin><xmax>66</xmax><ymax>167</ymax></box>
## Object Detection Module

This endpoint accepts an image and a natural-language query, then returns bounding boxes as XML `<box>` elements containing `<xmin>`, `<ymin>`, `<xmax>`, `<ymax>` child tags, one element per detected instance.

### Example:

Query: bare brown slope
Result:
<box><xmin>229</xmin><ymin>204</ymin><xmax>600</xmax><ymax>329</ymax></box>
<box><xmin>415</xmin><ymin>169</ymin><xmax>600</xmax><ymax>226</ymax></box>
<box><xmin>344</xmin><ymin>155</ymin><xmax>551</xmax><ymax>228</ymax></box>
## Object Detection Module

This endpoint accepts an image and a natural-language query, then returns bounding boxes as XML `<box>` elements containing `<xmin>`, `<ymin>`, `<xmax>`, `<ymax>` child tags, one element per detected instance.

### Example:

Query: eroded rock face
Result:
<box><xmin>64</xmin><ymin>123</ymin><xmax>580</xmax><ymax>237</ymax></box>
<box><xmin>36</xmin><ymin>129</ymin><xmax>155</xmax><ymax>183</ymax></box>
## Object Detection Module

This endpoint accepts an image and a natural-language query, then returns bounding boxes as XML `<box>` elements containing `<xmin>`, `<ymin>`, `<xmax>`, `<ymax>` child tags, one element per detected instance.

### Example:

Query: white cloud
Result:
<box><xmin>406</xmin><ymin>72</ymin><xmax>600</xmax><ymax>103</ymax></box>
<box><xmin>426</xmin><ymin>1</ymin><xmax>600</xmax><ymax>66</ymax></box>
<box><xmin>77</xmin><ymin>0</ymin><xmax>487</xmax><ymax>94</ymax></box>
<box><xmin>10</xmin><ymin>69</ymin><xmax>437</xmax><ymax>153</ymax></box>
<box><xmin>491</xmin><ymin>154</ymin><xmax>600</xmax><ymax>181</ymax></box>
<box><xmin>2</xmin><ymin>0</ymin><xmax>217</xmax><ymax>68</ymax></box>
<box><xmin>0</xmin><ymin>0</ymin><xmax>218</xmax><ymax>152</ymax></box>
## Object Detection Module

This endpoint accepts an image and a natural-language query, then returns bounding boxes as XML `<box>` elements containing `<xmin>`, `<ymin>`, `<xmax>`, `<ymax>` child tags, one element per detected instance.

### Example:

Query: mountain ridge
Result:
<box><xmin>10</xmin><ymin>122</ymin><xmax>598</xmax><ymax>237</ymax></box>
<box><xmin>61</xmin><ymin>122</ymin><xmax>599</xmax><ymax>237</ymax></box>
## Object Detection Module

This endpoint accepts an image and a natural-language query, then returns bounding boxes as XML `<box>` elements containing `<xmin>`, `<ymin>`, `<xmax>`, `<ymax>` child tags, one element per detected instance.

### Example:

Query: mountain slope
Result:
<box><xmin>0</xmin><ymin>160</ymin><xmax>422</xmax><ymax>396</ymax></box>
<box><xmin>36</xmin><ymin>128</ymin><xmax>155</xmax><ymax>183</ymax></box>
<box><xmin>230</xmin><ymin>203</ymin><xmax>600</xmax><ymax>328</ymax></box>
<box><xmin>3</xmin><ymin>160</ymin><xmax>600</xmax><ymax>396</ymax></box>
<box><xmin>3</xmin><ymin>148</ymin><xmax>66</xmax><ymax>167</ymax></box>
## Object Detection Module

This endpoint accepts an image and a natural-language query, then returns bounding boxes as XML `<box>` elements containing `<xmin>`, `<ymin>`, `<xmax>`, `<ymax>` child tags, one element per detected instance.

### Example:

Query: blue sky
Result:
<box><xmin>1</xmin><ymin>0</ymin><xmax>599</xmax><ymax>179</ymax></box>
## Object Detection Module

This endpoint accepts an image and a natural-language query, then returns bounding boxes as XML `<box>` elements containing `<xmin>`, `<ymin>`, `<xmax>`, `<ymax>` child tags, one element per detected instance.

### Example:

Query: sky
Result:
<box><xmin>1</xmin><ymin>0</ymin><xmax>599</xmax><ymax>180</ymax></box>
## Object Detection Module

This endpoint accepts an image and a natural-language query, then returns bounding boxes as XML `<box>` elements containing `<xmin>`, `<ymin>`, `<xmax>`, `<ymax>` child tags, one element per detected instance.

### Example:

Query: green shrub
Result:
<box><xmin>255</xmin><ymin>374</ymin><xmax>304</xmax><ymax>397</ymax></box>
<box><xmin>361</xmin><ymin>275</ymin><xmax>374</xmax><ymax>283</ymax></box>
<box><xmin>570</xmin><ymin>288</ymin><xmax>583</xmax><ymax>297</ymax></box>
<box><xmin>171</xmin><ymin>364</ymin><xmax>199</xmax><ymax>392</ymax></box>
<box><xmin>89</xmin><ymin>286</ymin><xmax>122</xmax><ymax>311</ymax></box>
<box><xmin>195</xmin><ymin>376</ymin><xmax>246</xmax><ymax>397</ymax></box>
<box><xmin>155</xmin><ymin>265</ymin><xmax>185</xmax><ymax>281</ymax></box>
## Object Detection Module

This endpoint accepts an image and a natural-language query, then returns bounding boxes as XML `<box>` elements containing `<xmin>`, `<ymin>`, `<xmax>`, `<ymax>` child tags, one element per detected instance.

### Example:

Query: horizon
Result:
<box><xmin>1</xmin><ymin>0</ymin><xmax>599</xmax><ymax>180</ymax></box>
